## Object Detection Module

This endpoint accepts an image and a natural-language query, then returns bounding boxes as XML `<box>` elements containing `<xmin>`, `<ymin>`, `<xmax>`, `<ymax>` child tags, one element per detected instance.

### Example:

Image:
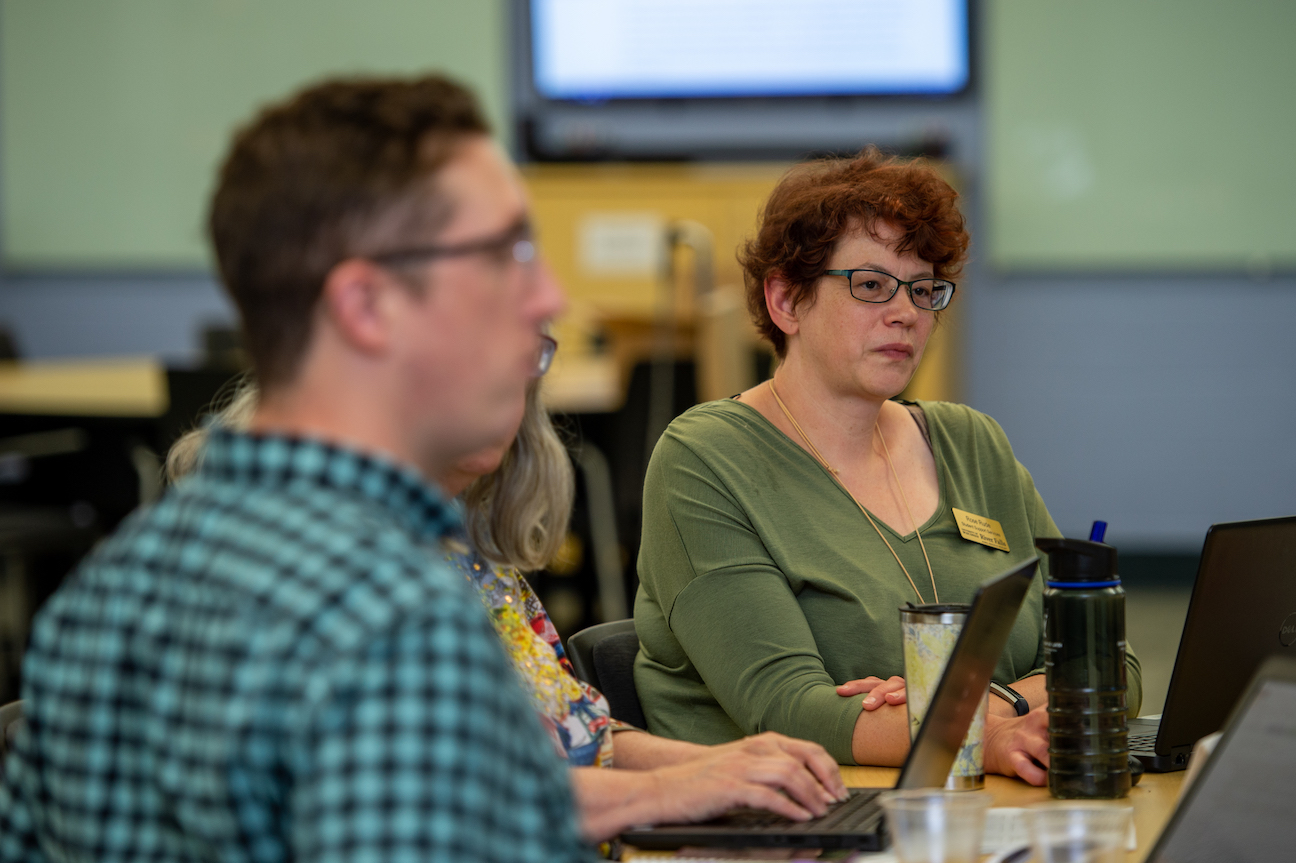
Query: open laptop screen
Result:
<box><xmin>1148</xmin><ymin>657</ymin><xmax>1296</xmax><ymax>861</ymax></box>
<box><xmin>1157</xmin><ymin>516</ymin><xmax>1296</xmax><ymax>756</ymax></box>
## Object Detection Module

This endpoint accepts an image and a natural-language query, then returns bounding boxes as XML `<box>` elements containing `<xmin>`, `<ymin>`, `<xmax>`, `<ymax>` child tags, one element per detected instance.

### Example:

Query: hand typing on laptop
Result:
<box><xmin>573</xmin><ymin>731</ymin><xmax>848</xmax><ymax>840</ymax></box>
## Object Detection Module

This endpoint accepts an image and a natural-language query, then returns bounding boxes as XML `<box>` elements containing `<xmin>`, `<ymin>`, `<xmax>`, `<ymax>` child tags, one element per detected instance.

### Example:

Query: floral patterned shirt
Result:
<box><xmin>448</xmin><ymin>542</ymin><xmax>619</xmax><ymax>768</ymax></box>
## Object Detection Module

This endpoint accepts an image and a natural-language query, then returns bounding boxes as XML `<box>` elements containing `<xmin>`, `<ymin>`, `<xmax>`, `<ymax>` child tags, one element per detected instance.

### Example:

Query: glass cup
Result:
<box><xmin>1028</xmin><ymin>802</ymin><xmax>1133</xmax><ymax>863</ymax></box>
<box><xmin>900</xmin><ymin>603</ymin><xmax>988</xmax><ymax>790</ymax></box>
<box><xmin>879</xmin><ymin>789</ymin><xmax>992</xmax><ymax>863</ymax></box>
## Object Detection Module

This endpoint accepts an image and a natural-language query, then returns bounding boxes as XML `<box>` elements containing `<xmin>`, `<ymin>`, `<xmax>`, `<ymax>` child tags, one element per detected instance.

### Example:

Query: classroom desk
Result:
<box><xmin>0</xmin><ymin>358</ymin><xmax>167</xmax><ymax>417</ymax></box>
<box><xmin>843</xmin><ymin>766</ymin><xmax>1183</xmax><ymax>862</ymax></box>
<box><xmin>0</xmin><ymin>355</ymin><xmax>622</xmax><ymax>418</ymax></box>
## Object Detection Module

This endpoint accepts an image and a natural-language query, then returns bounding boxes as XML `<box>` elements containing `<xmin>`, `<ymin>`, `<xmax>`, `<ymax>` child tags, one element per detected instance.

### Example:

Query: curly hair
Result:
<box><xmin>739</xmin><ymin>147</ymin><xmax>969</xmax><ymax>357</ymax></box>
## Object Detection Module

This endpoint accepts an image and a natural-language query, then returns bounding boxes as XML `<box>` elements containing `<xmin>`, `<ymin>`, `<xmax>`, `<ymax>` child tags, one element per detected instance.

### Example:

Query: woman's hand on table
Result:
<box><xmin>837</xmin><ymin>675</ymin><xmax>907</xmax><ymax>711</ymax></box>
<box><xmin>984</xmin><ymin>705</ymin><xmax>1050</xmax><ymax>786</ymax></box>
<box><xmin>647</xmin><ymin>732</ymin><xmax>848</xmax><ymax>824</ymax></box>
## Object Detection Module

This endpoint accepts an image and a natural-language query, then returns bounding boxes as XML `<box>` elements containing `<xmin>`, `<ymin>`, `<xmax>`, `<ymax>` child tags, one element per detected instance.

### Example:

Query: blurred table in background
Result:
<box><xmin>0</xmin><ymin>355</ymin><xmax>627</xmax><ymax>419</ymax></box>
<box><xmin>0</xmin><ymin>358</ymin><xmax>166</xmax><ymax>417</ymax></box>
<box><xmin>0</xmin><ymin>357</ymin><xmax>242</xmax><ymax>701</ymax></box>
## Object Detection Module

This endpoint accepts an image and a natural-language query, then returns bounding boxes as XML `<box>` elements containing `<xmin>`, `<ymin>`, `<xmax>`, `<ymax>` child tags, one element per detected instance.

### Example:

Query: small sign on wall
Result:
<box><xmin>577</xmin><ymin>213</ymin><xmax>665</xmax><ymax>277</ymax></box>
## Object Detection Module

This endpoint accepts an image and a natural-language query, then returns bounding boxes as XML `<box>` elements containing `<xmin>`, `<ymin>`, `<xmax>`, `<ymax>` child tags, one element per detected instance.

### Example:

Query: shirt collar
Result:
<box><xmin>198</xmin><ymin>428</ymin><xmax>461</xmax><ymax>541</ymax></box>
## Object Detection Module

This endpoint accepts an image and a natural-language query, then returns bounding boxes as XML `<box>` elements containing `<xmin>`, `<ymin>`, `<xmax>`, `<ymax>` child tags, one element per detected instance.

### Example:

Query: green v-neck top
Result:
<box><xmin>632</xmin><ymin>398</ymin><xmax>1142</xmax><ymax>764</ymax></box>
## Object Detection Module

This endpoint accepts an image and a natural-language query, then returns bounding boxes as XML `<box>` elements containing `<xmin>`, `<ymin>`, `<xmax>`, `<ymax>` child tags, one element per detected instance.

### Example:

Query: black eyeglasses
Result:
<box><xmin>823</xmin><ymin>268</ymin><xmax>956</xmax><ymax>311</ymax></box>
<box><xmin>535</xmin><ymin>334</ymin><xmax>558</xmax><ymax>378</ymax></box>
<box><xmin>367</xmin><ymin>220</ymin><xmax>535</xmax><ymax>269</ymax></box>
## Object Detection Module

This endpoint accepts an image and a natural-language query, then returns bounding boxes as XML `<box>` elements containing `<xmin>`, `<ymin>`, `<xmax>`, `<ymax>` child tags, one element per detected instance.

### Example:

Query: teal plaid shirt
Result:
<box><xmin>0</xmin><ymin>430</ymin><xmax>591</xmax><ymax>862</ymax></box>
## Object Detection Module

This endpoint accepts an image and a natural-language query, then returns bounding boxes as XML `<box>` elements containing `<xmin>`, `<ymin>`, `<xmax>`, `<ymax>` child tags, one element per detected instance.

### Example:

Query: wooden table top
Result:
<box><xmin>839</xmin><ymin>766</ymin><xmax>1185</xmax><ymax>862</ymax></box>
<box><xmin>0</xmin><ymin>355</ymin><xmax>625</xmax><ymax>418</ymax></box>
<box><xmin>0</xmin><ymin>358</ymin><xmax>167</xmax><ymax>417</ymax></box>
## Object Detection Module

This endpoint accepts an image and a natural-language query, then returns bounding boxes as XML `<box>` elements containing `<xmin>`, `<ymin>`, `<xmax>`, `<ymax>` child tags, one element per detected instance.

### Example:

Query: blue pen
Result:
<box><xmin>1089</xmin><ymin>520</ymin><xmax>1108</xmax><ymax>543</ymax></box>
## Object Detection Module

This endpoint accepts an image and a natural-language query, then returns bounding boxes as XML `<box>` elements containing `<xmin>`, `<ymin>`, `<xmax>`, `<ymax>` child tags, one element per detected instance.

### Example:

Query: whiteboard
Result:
<box><xmin>1</xmin><ymin>0</ymin><xmax>505</xmax><ymax>270</ymax></box>
<box><xmin>986</xmin><ymin>0</ymin><xmax>1296</xmax><ymax>271</ymax></box>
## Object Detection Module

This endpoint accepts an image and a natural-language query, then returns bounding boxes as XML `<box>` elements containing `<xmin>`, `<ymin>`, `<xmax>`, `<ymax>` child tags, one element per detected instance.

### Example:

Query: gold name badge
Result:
<box><xmin>951</xmin><ymin>508</ymin><xmax>1010</xmax><ymax>552</ymax></box>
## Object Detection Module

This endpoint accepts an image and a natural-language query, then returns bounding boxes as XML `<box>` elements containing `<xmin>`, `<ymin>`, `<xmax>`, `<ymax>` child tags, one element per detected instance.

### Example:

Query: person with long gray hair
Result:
<box><xmin>167</xmin><ymin>366</ymin><xmax>848</xmax><ymax>844</ymax></box>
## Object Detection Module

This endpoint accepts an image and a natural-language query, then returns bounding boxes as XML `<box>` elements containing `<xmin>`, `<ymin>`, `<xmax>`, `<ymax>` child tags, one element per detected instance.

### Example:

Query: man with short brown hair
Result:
<box><xmin>0</xmin><ymin>76</ymin><xmax>587</xmax><ymax>862</ymax></box>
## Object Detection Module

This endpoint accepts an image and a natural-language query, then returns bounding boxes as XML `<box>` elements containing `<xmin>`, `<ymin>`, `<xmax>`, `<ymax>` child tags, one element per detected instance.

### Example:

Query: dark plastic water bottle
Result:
<box><xmin>1034</xmin><ymin>537</ymin><xmax>1131</xmax><ymax>799</ymax></box>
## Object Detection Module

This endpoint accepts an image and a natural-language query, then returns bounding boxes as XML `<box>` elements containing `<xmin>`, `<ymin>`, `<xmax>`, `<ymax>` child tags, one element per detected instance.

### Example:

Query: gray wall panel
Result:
<box><xmin>965</xmin><ymin>274</ymin><xmax>1296</xmax><ymax>548</ymax></box>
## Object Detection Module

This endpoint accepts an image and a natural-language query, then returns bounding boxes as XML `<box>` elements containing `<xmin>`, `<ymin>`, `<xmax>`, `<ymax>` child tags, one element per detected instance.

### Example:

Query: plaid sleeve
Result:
<box><xmin>289</xmin><ymin>608</ymin><xmax>595</xmax><ymax>863</ymax></box>
<box><xmin>0</xmin><ymin>727</ymin><xmax>49</xmax><ymax>863</ymax></box>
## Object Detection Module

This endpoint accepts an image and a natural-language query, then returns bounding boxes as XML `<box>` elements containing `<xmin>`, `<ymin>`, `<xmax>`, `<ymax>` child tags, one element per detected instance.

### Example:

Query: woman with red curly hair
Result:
<box><xmin>633</xmin><ymin>148</ymin><xmax>1141</xmax><ymax>780</ymax></box>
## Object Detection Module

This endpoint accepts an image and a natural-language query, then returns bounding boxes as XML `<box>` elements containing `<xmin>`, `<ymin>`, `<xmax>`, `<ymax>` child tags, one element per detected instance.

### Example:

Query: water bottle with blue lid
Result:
<box><xmin>1035</xmin><ymin>531</ymin><xmax>1131</xmax><ymax>799</ymax></box>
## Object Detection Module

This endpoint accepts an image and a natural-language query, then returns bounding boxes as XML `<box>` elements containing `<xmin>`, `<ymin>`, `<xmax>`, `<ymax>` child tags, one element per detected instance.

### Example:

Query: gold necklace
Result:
<box><xmin>768</xmin><ymin>380</ymin><xmax>939</xmax><ymax>604</ymax></box>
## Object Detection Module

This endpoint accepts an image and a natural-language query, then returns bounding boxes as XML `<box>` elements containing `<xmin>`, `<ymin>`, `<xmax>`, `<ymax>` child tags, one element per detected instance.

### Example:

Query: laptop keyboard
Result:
<box><xmin>709</xmin><ymin>788</ymin><xmax>883</xmax><ymax>834</ymax></box>
<box><xmin>1129</xmin><ymin>732</ymin><xmax>1157</xmax><ymax>752</ymax></box>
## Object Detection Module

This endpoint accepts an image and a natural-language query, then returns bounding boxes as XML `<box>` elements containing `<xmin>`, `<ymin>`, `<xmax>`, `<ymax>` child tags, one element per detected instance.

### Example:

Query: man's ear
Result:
<box><xmin>764</xmin><ymin>273</ymin><xmax>800</xmax><ymax>339</ymax></box>
<box><xmin>317</xmin><ymin>259</ymin><xmax>397</xmax><ymax>356</ymax></box>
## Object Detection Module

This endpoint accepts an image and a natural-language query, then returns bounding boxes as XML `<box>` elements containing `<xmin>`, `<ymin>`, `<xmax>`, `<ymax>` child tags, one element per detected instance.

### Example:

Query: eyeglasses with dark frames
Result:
<box><xmin>823</xmin><ymin>268</ymin><xmax>956</xmax><ymax>311</ymax></box>
<box><xmin>535</xmin><ymin>334</ymin><xmax>558</xmax><ymax>378</ymax></box>
<box><xmin>367</xmin><ymin>219</ymin><xmax>536</xmax><ymax>269</ymax></box>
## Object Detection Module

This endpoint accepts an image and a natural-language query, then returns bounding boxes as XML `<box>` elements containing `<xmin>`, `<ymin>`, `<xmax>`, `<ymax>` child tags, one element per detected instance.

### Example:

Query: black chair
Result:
<box><xmin>566</xmin><ymin>619</ymin><xmax>646</xmax><ymax>729</ymax></box>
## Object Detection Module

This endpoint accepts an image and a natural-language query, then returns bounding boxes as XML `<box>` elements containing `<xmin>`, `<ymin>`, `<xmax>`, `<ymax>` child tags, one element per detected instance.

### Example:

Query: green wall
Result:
<box><xmin>1</xmin><ymin>0</ymin><xmax>506</xmax><ymax>269</ymax></box>
<box><xmin>7</xmin><ymin>1</ymin><xmax>1295</xmax><ymax>273</ymax></box>
<box><xmin>987</xmin><ymin>0</ymin><xmax>1296</xmax><ymax>271</ymax></box>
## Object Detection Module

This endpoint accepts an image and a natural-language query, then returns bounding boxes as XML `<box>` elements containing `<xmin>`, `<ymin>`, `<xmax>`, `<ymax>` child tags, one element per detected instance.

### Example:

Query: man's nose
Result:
<box><xmin>526</xmin><ymin>258</ymin><xmax>567</xmax><ymax>323</ymax></box>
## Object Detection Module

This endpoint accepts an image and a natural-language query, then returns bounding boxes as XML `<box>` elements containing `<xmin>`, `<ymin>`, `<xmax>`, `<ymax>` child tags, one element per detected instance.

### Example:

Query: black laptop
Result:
<box><xmin>1145</xmin><ymin>654</ymin><xmax>1296</xmax><ymax>861</ymax></box>
<box><xmin>1130</xmin><ymin>516</ymin><xmax>1296</xmax><ymax>772</ymax></box>
<box><xmin>621</xmin><ymin>556</ymin><xmax>1039</xmax><ymax>851</ymax></box>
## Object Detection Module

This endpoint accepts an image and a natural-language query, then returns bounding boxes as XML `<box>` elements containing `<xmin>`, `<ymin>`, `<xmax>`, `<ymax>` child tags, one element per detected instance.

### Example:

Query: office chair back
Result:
<box><xmin>0</xmin><ymin>699</ymin><xmax>24</xmax><ymax>762</ymax></box>
<box><xmin>566</xmin><ymin>619</ymin><xmax>646</xmax><ymax>730</ymax></box>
